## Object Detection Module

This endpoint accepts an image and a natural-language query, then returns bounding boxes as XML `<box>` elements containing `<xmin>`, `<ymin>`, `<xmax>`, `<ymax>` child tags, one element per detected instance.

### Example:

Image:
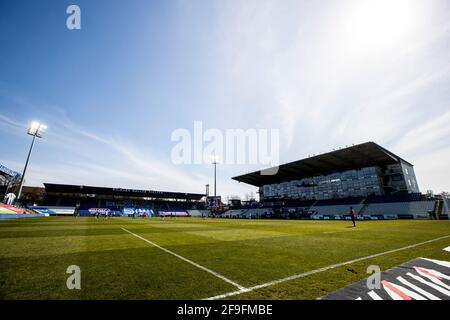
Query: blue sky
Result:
<box><xmin>1</xmin><ymin>0</ymin><xmax>450</xmax><ymax>199</ymax></box>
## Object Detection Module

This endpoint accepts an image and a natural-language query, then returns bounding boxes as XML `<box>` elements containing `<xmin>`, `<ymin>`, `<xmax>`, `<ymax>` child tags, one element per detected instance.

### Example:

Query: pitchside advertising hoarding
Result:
<box><xmin>78</xmin><ymin>207</ymin><xmax>155</xmax><ymax>216</ymax></box>
<box><xmin>159</xmin><ymin>211</ymin><xmax>189</xmax><ymax>217</ymax></box>
<box><xmin>32</xmin><ymin>206</ymin><xmax>75</xmax><ymax>215</ymax></box>
<box><xmin>122</xmin><ymin>207</ymin><xmax>154</xmax><ymax>217</ymax></box>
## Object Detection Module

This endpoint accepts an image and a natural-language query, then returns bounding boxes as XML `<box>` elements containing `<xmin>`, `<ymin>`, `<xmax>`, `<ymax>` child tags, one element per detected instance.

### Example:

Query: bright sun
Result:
<box><xmin>343</xmin><ymin>0</ymin><xmax>418</xmax><ymax>54</ymax></box>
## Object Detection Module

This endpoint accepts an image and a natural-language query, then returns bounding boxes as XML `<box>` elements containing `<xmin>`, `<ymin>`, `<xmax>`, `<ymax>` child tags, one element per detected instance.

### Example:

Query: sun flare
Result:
<box><xmin>343</xmin><ymin>0</ymin><xmax>418</xmax><ymax>54</ymax></box>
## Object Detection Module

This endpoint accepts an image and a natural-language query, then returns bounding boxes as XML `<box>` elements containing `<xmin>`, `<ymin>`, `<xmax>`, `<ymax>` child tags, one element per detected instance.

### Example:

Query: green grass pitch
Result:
<box><xmin>0</xmin><ymin>217</ymin><xmax>449</xmax><ymax>300</ymax></box>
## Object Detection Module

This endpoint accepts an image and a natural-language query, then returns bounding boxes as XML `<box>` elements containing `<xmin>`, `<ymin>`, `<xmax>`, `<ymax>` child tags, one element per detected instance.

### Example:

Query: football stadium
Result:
<box><xmin>1</xmin><ymin>142</ymin><xmax>449</xmax><ymax>301</ymax></box>
<box><xmin>1</xmin><ymin>0</ymin><xmax>450</xmax><ymax>310</ymax></box>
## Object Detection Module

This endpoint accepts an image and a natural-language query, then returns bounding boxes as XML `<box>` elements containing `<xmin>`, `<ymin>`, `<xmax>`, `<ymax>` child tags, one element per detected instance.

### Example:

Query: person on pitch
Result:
<box><xmin>349</xmin><ymin>206</ymin><xmax>356</xmax><ymax>227</ymax></box>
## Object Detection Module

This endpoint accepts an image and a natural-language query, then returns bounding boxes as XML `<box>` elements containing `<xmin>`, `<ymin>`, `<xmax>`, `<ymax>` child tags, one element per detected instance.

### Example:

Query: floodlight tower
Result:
<box><xmin>211</xmin><ymin>155</ymin><xmax>219</xmax><ymax>198</ymax></box>
<box><xmin>16</xmin><ymin>121</ymin><xmax>47</xmax><ymax>202</ymax></box>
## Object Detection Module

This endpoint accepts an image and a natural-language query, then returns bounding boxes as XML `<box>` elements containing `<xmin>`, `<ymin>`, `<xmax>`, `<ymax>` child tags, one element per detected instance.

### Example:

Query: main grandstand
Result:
<box><xmin>32</xmin><ymin>183</ymin><xmax>208</xmax><ymax>217</ymax></box>
<box><xmin>231</xmin><ymin>142</ymin><xmax>449</xmax><ymax>220</ymax></box>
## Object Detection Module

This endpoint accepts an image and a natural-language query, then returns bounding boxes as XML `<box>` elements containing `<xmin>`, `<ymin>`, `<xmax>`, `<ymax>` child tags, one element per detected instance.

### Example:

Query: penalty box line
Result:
<box><xmin>204</xmin><ymin>233</ymin><xmax>450</xmax><ymax>300</ymax></box>
<box><xmin>121</xmin><ymin>228</ymin><xmax>247</xmax><ymax>291</ymax></box>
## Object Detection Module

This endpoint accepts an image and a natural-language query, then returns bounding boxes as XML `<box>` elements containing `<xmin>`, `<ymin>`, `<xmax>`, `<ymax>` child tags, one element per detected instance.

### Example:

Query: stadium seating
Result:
<box><xmin>280</xmin><ymin>207</ymin><xmax>311</xmax><ymax>219</ymax></box>
<box><xmin>365</xmin><ymin>193</ymin><xmax>422</xmax><ymax>203</ymax></box>
<box><xmin>243</xmin><ymin>208</ymin><xmax>273</xmax><ymax>218</ymax></box>
<box><xmin>223</xmin><ymin>195</ymin><xmax>440</xmax><ymax>220</ymax></box>
<box><xmin>0</xmin><ymin>204</ymin><xmax>27</xmax><ymax>214</ymax></box>
<box><xmin>314</xmin><ymin>197</ymin><xmax>364</xmax><ymax>206</ymax></box>
<box><xmin>0</xmin><ymin>203</ymin><xmax>43</xmax><ymax>219</ymax></box>
<box><xmin>222</xmin><ymin>209</ymin><xmax>247</xmax><ymax>218</ymax></box>
<box><xmin>361</xmin><ymin>201</ymin><xmax>435</xmax><ymax>219</ymax></box>
<box><xmin>309</xmin><ymin>204</ymin><xmax>364</xmax><ymax>216</ymax></box>
<box><xmin>186</xmin><ymin>210</ymin><xmax>209</xmax><ymax>217</ymax></box>
<box><xmin>222</xmin><ymin>208</ymin><xmax>273</xmax><ymax>219</ymax></box>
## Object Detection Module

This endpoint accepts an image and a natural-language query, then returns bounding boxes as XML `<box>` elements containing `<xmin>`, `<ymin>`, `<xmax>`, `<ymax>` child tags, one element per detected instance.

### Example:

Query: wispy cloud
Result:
<box><xmin>204</xmin><ymin>0</ymin><xmax>450</xmax><ymax>192</ymax></box>
<box><xmin>1</xmin><ymin>109</ymin><xmax>208</xmax><ymax>193</ymax></box>
<box><xmin>0</xmin><ymin>113</ymin><xmax>25</xmax><ymax>128</ymax></box>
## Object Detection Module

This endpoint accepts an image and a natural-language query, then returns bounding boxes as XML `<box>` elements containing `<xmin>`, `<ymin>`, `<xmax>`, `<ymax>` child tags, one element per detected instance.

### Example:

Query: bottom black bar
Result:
<box><xmin>0</xmin><ymin>300</ymin><xmax>443</xmax><ymax>319</ymax></box>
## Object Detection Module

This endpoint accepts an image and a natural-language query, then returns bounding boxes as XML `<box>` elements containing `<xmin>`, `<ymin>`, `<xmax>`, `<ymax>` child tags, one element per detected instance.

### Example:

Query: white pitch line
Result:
<box><xmin>367</xmin><ymin>290</ymin><xmax>383</xmax><ymax>300</ymax></box>
<box><xmin>323</xmin><ymin>229</ymin><xmax>359</xmax><ymax>234</ymax></box>
<box><xmin>121</xmin><ymin>227</ymin><xmax>247</xmax><ymax>291</ymax></box>
<box><xmin>204</xmin><ymin>234</ymin><xmax>450</xmax><ymax>300</ymax></box>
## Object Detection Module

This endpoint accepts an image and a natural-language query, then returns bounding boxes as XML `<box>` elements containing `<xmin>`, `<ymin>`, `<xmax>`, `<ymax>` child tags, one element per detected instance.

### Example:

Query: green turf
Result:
<box><xmin>0</xmin><ymin>217</ymin><xmax>449</xmax><ymax>300</ymax></box>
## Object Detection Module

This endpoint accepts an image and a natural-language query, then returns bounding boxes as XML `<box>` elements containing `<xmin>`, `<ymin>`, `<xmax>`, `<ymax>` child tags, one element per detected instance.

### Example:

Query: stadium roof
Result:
<box><xmin>0</xmin><ymin>163</ymin><xmax>21</xmax><ymax>179</ymax></box>
<box><xmin>232</xmin><ymin>142</ymin><xmax>413</xmax><ymax>187</ymax></box>
<box><xmin>43</xmin><ymin>183</ymin><xmax>205</xmax><ymax>200</ymax></box>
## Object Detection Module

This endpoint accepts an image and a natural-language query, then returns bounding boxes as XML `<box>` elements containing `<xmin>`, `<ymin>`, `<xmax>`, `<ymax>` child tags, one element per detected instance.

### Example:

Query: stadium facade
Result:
<box><xmin>233</xmin><ymin>142</ymin><xmax>419</xmax><ymax>202</ymax></box>
<box><xmin>227</xmin><ymin>142</ymin><xmax>449</xmax><ymax>220</ymax></box>
<box><xmin>33</xmin><ymin>183</ymin><xmax>207</xmax><ymax>217</ymax></box>
<box><xmin>2</xmin><ymin>142</ymin><xmax>448</xmax><ymax>220</ymax></box>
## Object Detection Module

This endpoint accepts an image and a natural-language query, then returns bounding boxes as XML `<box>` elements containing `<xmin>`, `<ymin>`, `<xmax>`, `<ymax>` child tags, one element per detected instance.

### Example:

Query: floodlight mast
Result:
<box><xmin>16</xmin><ymin>122</ymin><xmax>47</xmax><ymax>202</ymax></box>
<box><xmin>214</xmin><ymin>162</ymin><xmax>217</xmax><ymax>198</ymax></box>
<box><xmin>211</xmin><ymin>155</ymin><xmax>218</xmax><ymax>199</ymax></box>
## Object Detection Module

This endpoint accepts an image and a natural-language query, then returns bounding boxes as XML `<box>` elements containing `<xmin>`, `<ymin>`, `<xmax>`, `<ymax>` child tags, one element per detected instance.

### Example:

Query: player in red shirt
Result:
<box><xmin>349</xmin><ymin>206</ymin><xmax>356</xmax><ymax>227</ymax></box>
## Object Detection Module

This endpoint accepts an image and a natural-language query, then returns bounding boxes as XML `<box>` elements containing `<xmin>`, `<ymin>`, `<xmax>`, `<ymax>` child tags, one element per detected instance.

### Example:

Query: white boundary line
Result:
<box><xmin>121</xmin><ymin>227</ymin><xmax>247</xmax><ymax>291</ymax></box>
<box><xmin>204</xmin><ymin>234</ymin><xmax>450</xmax><ymax>300</ymax></box>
